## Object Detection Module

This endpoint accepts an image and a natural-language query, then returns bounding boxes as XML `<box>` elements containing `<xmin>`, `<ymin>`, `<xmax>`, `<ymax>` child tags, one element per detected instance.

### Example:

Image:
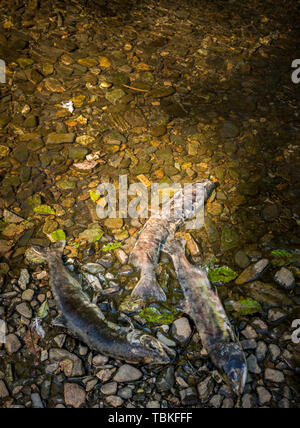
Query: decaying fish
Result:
<box><xmin>130</xmin><ymin>179</ymin><xmax>216</xmax><ymax>301</ymax></box>
<box><xmin>162</xmin><ymin>237</ymin><xmax>247</xmax><ymax>396</ymax></box>
<box><xmin>31</xmin><ymin>241</ymin><xmax>171</xmax><ymax>365</ymax></box>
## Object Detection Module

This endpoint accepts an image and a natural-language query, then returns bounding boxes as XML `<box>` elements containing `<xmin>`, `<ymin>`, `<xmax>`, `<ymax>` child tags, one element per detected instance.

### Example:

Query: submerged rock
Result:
<box><xmin>236</xmin><ymin>259</ymin><xmax>269</xmax><ymax>285</ymax></box>
<box><xmin>274</xmin><ymin>268</ymin><xmax>295</xmax><ymax>290</ymax></box>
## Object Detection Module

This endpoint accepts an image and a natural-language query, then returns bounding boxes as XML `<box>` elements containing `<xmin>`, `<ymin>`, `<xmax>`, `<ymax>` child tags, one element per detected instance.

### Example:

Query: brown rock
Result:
<box><xmin>64</xmin><ymin>383</ymin><xmax>86</xmax><ymax>408</ymax></box>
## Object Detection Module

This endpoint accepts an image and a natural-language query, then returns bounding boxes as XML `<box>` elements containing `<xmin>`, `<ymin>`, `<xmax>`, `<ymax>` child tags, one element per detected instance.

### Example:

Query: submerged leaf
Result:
<box><xmin>102</xmin><ymin>241</ymin><xmax>122</xmax><ymax>252</ymax></box>
<box><xmin>90</xmin><ymin>190</ymin><xmax>101</xmax><ymax>203</ymax></box>
<box><xmin>49</xmin><ymin>229</ymin><xmax>66</xmax><ymax>242</ymax></box>
<box><xmin>37</xmin><ymin>300</ymin><xmax>49</xmax><ymax>319</ymax></box>
<box><xmin>208</xmin><ymin>266</ymin><xmax>238</xmax><ymax>284</ymax></box>
<box><xmin>139</xmin><ymin>307</ymin><xmax>175</xmax><ymax>324</ymax></box>
<box><xmin>33</xmin><ymin>205</ymin><xmax>55</xmax><ymax>215</ymax></box>
<box><xmin>233</xmin><ymin>298</ymin><xmax>262</xmax><ymax>316</ymax></box>
<box><xmin>271</xmin><ymin>249</ymin><xmax>291</xmax><ymax>258</ymax></box>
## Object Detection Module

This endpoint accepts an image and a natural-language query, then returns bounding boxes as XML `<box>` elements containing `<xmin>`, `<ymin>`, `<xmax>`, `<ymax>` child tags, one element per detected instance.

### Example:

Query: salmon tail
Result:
<box><xmin>31</xmin><ymin>241</ymin><xmax>66</xmax><ymax>260</ymax></box>
<box><xmin>131</xmin><ymin>272</ymin><xmax>167</xmax><ymax>302</ymax></box>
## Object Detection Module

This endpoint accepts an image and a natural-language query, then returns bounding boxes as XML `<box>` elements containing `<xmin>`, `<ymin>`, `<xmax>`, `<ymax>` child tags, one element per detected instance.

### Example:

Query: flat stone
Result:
<box><xmin>46</xmin><ymin>133</ymin><xmax>75</xmax><ymax>144</ymax></box>
<box><xmin>257</xmin><ymin>387</ymin><xmax>272</xmax><ymax>405</ymax></box>
<box><xmin>242</xmin><ymin>393</ymin><xmax>255</xmax><ymax>408</ymax></box>
<box><xmin>197</xmin><ymin>377</ymin><xmax>214</xmax><ymax>401</ymax></box>
<box><xmin>44</xmin><ymin>78</ymin><xmax>65</xmax><ymax>93</ymax></box>
<box><xmin>113</xmin><ymin>364</ymin><xmax>142</xmax><ymax>382</ymax></box>
<box><xmin>5</xmin><ymin>334</ymin><xmax>22</xmax><ymax>354</ymax></box>
<box><xmin>3</xmin><ymin>209</ymin><xmax>24</xmax><ymax>223</ymax></box>
<box><xmin>22</xmin><ymin>289</ymin><xmax>34</xmax><ymax>301</ymax></box>
<box><xmin>247</xmin><ymin>354</ymin><xmax>261</xmax><ymax>375</ymax></box>
<box><xmin>105</xmin><ymin>395</ymin><xmax>124</xmax><ymax>407</ymax></box>
<box><xmin>64</xmin><ymin>383</ymin><xmax>86</xmax><ymax>408</ymax></box>
<box><xmin>236</xmin><ymin>259</ymin><xmax>269</xmax><ymax>285</ymax></box>
<box><xmin>100</xmin><ymin>382</ymin><xmax>118</xmax><ymax>395</ymax></box>
<box><xmin>265</xmin><ymin>369</ymin><xmax>285</xmax><ymax>384</ymax></box>
<box><xmin>171</xmin><ymin>317</ymin><xmax>192</xmax><ymax>343</ymax></box>
<box><xmin>18</xmin><ymin>269</ymin><xmax>30</xmax><ymax>290</ymax></box>
<box><xmin>16</xmin><ymin>302</ymin><xmax>32</xmax><ymax>319</ymax></box>
<box><xmin>274</xmin><ymin>268</ymin><xmax>295</xmax><ymax>290</ymax></box>
<box><xmin>219</xmin><ymin>121</ymin><xmax>240</xmax><ymax>138</ymax></box>
<box><xmin>256</xmin><ymin>341</ymin><xmax>268</xmax><ymax>361</ymax></box>
<box><xmin>269</xmin><ymin>344</ymin><xmax>281</xmax><ymax>361</ymax></box>
<box><xmin>221</xmin><ymin>226</ymin><xmax>240</xmax><ymax>252</ymax></box>
<box><xmin>0</xmin><ymin>380</ymin><xmax>9</xmax><ymax>398</ymax></box>
<box><xmin>31</xmin><ymin>393</ymin><xmax>44</xmax><ymax>408</ymax></box>
<box><xmin>234</xmin><ymin>250</ymin><xmax>250</xmax><ymax>269</ymax></box>
<box><xmin>150</xmin><ymin>87</ymin><xmax>175</xmax><ymax>98</ymax></box>
<box><xmin>105</xmin><ymin>89</ymin><xmax>126</xmax><ymax>105</ymax></box>
<box><xmin>268</xmin><ymin>309</ymin><xmax>287</xmax><ymax>323</ymax></box>
<box><xmin>103</xmin><ymin>131</ymin><xmax>126</xmax><ymax>145</ymax></box>
<box><xmin>209</xmin><ymin>394</ymin><xmax>223</xmax><ymax>408</ymax></box>
<box><xmin>118</xmin><ymin>386</ymin><xmax>133</xmax><ymax>399</ymax></box>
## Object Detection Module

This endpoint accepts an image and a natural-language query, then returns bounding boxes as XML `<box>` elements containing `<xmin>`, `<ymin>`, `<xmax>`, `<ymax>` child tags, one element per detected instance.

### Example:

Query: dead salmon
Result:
<box><xmin>31</xmin><ymin>241</ymin><xmax>171</xmax><ymax>365</ymax></box>
<box><xmin>130</xmin><ymin>180</ymin><xmax>216</xmax><ymax>301</ymax></box>
<box><xmin>162</xmin><ymin>237</ymin><xmax>247</xmax><ymax>396</ymax></box>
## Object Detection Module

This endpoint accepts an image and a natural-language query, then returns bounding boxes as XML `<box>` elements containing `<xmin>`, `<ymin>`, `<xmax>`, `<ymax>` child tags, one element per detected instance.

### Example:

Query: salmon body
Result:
<box><xmin>31</xmin><ymin>242</ymin><xmax>171</xmax><ymax>365</ymax></box>
<box><xmin>130</xmin><ymin>180</ymin><xmax>216</xmax><ymax>301</ymax></box>
<box><xmin>163</xmin><ymin>237</ymin><xmax>247</xmax><ymax>396</ymax></box>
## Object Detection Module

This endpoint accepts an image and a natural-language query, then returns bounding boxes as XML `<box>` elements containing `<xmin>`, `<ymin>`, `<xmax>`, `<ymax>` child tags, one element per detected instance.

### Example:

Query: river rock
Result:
<box><xmin>46</xmin><ymin>133</ymin><xmax>75</xmax><ymax>144</ymax></box>
<box><xmin>64</xmin><ymin>383</ymin><xmax>86</xmax><ymax>408</ymax></box>
<box><xmin>0</xmin><ymin>380</ymin><xmax>9</xmax><ymax>398</ymax></box>
<box><xmin>5</xmin><ymin>334</ymin><xmax>22</xmax><ymax>354</ymax></box>
<box><xmin>171</xmin><ymin>317</ymin><xmax>192</xmax><ymax>343</ymax></box>
<box><xmin>49</xmin><ymin>349</ymin><xmax>84</xmax><ymax>376</ymax></box>
<box><xmin>274</xmin><ymin>267</ymin><xmax>295</xmax><ymax>290</ymax></box>
<box><xmin>265</xmin><ymin>369</ymin><xmax>285</xmax><ymax>384</ymax></box>
<box><xmin>236</xmin><ymin>259</ymin><xmax>269</xmax><ymax>285</ymax></box>
<box><xmin>113</xmin><ymin>364</ymin><xmax>142</xmax><ymax>382</ymax></box>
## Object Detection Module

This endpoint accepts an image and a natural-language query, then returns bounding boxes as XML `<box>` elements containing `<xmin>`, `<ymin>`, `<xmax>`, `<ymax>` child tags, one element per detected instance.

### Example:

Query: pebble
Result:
<box><xmin>257</xmin><ymin>387</ymin><xmax>272</xmax><ymax>405</ymax></box>
<box><xmin>247</xmin><ymin>354</ymin><xmax>261</xmax><ymax>375</ymax></box>
<box><xmin>265</xmin><ymin>369</ymin><xmax>285</xmax><ymax>384</ymax></box>
<box><xmin>242</xmin><ymin>393</ymin><xmax>255</xmax><ymax>408</ymax></box>
<box><xmin>105</xmin><ymin>395</ymin><xmax>124</xmax><ymax>407</ymax></box>
<box><xmin>242</xmin><ymin>325</ymin><xmax>258</xmax><ymax>340</ymax></box>
<box><xmin>49</xmin><ymin>349</ymin><xmax>84</xmax><ymax>377</ymax></box>
<box><xmin>113</xmin><ymin>365</ymin><xmax>142</xmax><ymax>382</ymax></box>
<box><xmin>118</xmin><ymin>386</ymin><xmax>133</xmax><ymax>399</ymax></box>
<box><xmin>16</xmin><ymin>303</ymin><xmax>32</xmax><ymax>319</ymax></box>
<box><xmin>0</xmin><ymin>380</ymin><xmax>9</xmax><ymax>398</ymax></box>
<box><xmin>100</xmin><ymin>382</ymin><xmax>118</xmax><ymax>395</ymax></box>
<box><xmin>64</xmin><ymin>383</ymin><xmax>86</xmax><ymax>408</ymax></box>
<box><xmin>5</xmin><ymin>334</ymin><xmax>22</xmax><ymax>354</ymax></box>
<box><xmin>274</xmin><ymin>268</ymin><xmax>295</xmax><ymax>290</ymax></box>
<box><xmin>171</xmin><ymin>317</ymin><xmax>192</xmax><ymax>343</ymax></box>
<box><xmin>269</xmin><ymin>344</ymin><xmax>281</xmax><ymax>361</ymax></box>
<box><xmin>22</xmin><ymin>289</ymin><xmax>34</xmax><ymax>301</ymax></box>
<box><xmin>268</xmin><ymin>309</ymin><xmax>287</xmax><ymax>323</ymax></box>
<box><xmin>156</xmin><ymin>332</ymin><xmax>176</xmax><ymax>347</ymax></box>
<box><xmin>197</xmin><ymin>377</ymin><xmax>214</xmax><ymax>401</ymax></box>
<box><xmin>146</xmin><ymin>401</ymin><xmax>160</xmax><ymax>408</ymax></box>
<box><xmin>156</xmin><ymin>367</ymin><xmax>175</xmax><ymax>392</ymax></box>
<box><xmin>209</xmin><ymin>394</ymin><xmax>223</xmax><ymax>408</ymax></box>
<box><xmin>18</xmin><ymin>269</ymin><xmax>30</xmax><ymax>290</ymax></box>
<box><xmin>256</xmin><ymin>341</ymin><xmax>268</xmax><ymax>361</ymax></box>
<box><xmin>31</xmin><ymin>393</ymin><xmax>44</xmax><ymax>408</ymax></box>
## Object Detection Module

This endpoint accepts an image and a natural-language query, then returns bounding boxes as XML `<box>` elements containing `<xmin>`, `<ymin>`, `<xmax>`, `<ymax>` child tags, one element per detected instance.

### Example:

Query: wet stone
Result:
<box><xmin>257</xmin><ymin>387</ymin><xmax>271</xmax><ymax>405</ymax></box>
<box><xmin>118</xmin><ymin>387</ymin><xmax>133</xmax><ymax>399</ymax></box>
<box><xmin>103</xmin><ymin>131</ymin><xmax>126</xmax><ymax>145</ymax></box>
<box><xmin>247</xmin><ymin>354</ymin><xmax>261</xmax><ymax>375</ymax></box>
<box><xmin>242</xmin><ymin>394</ymin><xmax>255</xmax><ymax>408</ymax></box>
<box><xmin>234</xmin><ymin>250</ymin><xmax>250</xmax><ymax>269</ymax></box>
<box><xmin>105</xmin><ymin>89</ymin><xmax>126</xmax><ymax>105</ymax></box>
<box><xmin>171</xmin><ymin>317</ymin><xmax>192</xmax><ymax>343</ymax></box>
<box><xmin>68</xmin><ymin>146</ymin><xmax>88</xmax><ymax>160</ymax></box>
<box><xmin>220</xmin><ymin>226</ymin><xmax>240</xmax><ymax>252</ymax></box>
<box><xmin>197</xmin><ymin>377</ymin><xmax>214</xmax><ymax>402</ymax></box>
<box><xmin>106</xmin><ymin>396</ymin><xmax>124</xmax><ymax>407</ymax></box>
<box><xmin>209</xmin><ymin>394</ymin><xmax>223</xmax><ymax>408</ymax></box>
<box><xmin>0</xmin><ymin>380</ymin><xmax>9</xmax><ymax>398</ymax></box>
<box><xmin>274</xmin><ymin>268</ymin><xmax>295</xmax><ymax>290</ymax></box>
<box><xmin>100</xmin><ymin>382</ymin><xmax>117</xmax><ymax>395</ymax></box>
<box><xmin>179</xmin><ymin>387</ymin><xmax>198</xmax><ymax>406</ymax></box>
<box><xmin>268</xmin><ymin>309</ymin><xmax>287</xmax><ymax>323</ymax></box>
<box><xmin>269</xmin><ymin>344</ymin><xmax>281</xmax><ymax>362</ymax></box>
<box><xmin>64</xmin><ymin>383</ymin><xmax>86</xmax><ymax>408</ymax></box>
<box><xmin>18</xmin><ymin>269</ymin><xmax>30</xmax><ymax>290</ymax></box>
<box><xmin>5</xmin><ymin>334</ymin><xmax>22</xmax><ymax>354</ymax></box>
<box><xmin>256</xmin><ymin>341</ymin><xmax>268</xmax><ymax>361</ymax></box>
<box><xmin>16</xmin><ymin>302</ymin><xmax>32</xmax><ymax>319</ymax></box>
<box><xmin>265</xmin><ymin>369</ymin><xmax>285</xmax><ymax>384</ymax></box>
<box><xmin>31</xmin><ymin>393</ymin><xmax>44</xmax><ymax>408</ymax></box>
<box><xmin>156</xmin><ymin>367</ymin><xmax>175</xmax><ymax>392</ymax></box>
<box><xmin>236</xmin><ymin>259</ymin><xmax>269</xmax><ymax>285</ymax></box>
<box><xmin>22</xmin><ymin>289</ymin><xmax>34</xmax><ymax>301</ymax></box>
<box><xmin>46</xmin><ymin>133</ymin><xmax>75</xmax><ymax>144</ymax></box>
<box><xmin>113</xmin><ymin>365</ymin><xmax>142</xmax><ymax>382</ymax></box>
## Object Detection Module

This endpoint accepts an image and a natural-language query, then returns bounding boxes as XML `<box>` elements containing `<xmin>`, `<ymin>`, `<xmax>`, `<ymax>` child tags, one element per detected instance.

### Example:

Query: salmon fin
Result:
<box><xmin>52</xmin><ymin>313</ymin><xmax>68</xmax><ymax>328</ymax></box>
<box><xmin>131</xmin><ymin>275</ymin><xmax>167</xmax><ymax>302</ymax></box>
